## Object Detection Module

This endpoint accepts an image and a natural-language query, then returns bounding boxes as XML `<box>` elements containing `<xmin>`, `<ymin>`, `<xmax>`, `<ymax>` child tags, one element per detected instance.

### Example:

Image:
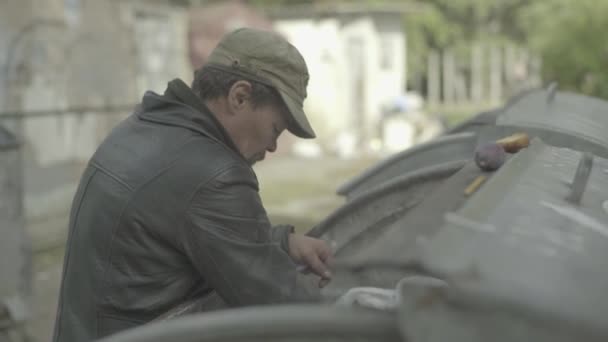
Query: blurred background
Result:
<box><xmin>0</xmin><ymin>0</ymin><xmax>606</xmax><ymax>341</ymax></box>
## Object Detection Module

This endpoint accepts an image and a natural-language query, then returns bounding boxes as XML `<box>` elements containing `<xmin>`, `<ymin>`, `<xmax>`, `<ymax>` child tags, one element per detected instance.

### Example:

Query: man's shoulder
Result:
<box><xmin>208</xmin><ymin>163</ymin><xmax>259</xmax><ymax>191</ymax></box>
<box><xmin>89</xmin><ymin>117</ymin><xmax>248</xmax><ymax>193</ymax></box>
<box><xmin>175</xmin><ymin>136</ymin><xmax>256</xmax><ymax>188</ymax></box>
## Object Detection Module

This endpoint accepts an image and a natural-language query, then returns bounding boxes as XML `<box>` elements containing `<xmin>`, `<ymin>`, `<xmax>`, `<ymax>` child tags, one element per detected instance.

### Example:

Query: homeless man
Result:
<box><xmin>52</xmin><ymin>28</ymin><xmax>333</xmax><ymax>342</ymax></box>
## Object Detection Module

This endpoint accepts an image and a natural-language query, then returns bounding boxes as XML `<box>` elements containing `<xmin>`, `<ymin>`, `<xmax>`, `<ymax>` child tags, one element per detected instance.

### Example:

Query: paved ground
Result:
<box><xmin>28</xmin><ymin>248</ymin><xmax>64</xmax><ymax>342</ymax></box>
<box><xmin>25</xmin><ymin>155</ymin><xmax>379</xmax><ymax>342</ymax></box>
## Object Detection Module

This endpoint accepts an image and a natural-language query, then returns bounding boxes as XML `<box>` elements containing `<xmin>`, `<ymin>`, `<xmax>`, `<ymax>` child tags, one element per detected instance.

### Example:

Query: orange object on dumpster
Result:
<box><xmin>495</xmin><ymin>133</ymin><xmax>530</xmax><ymax>153</ymax></box>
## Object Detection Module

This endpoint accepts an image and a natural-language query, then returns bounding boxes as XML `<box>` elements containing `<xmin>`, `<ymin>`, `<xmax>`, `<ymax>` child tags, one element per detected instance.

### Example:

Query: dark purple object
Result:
<box><xmin>474</xmin><ymin>143</ymin><xmax>506</xmax><ymax>171</ymax></box>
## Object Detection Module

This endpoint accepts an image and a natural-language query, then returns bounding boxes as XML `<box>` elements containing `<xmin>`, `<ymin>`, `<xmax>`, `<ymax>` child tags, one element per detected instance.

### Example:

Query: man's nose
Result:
<box><xmin>267</xmin><ymin>139</ymin><xmax>277</xmax><ymax>153</ymax></box>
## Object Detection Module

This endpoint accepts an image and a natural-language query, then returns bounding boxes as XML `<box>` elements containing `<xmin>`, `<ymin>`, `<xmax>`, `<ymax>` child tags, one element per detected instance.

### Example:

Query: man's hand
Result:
<box><xmin>287</xmin><ymin>234</ymin><xmax>333</xmax><ymax>288</ymax></box>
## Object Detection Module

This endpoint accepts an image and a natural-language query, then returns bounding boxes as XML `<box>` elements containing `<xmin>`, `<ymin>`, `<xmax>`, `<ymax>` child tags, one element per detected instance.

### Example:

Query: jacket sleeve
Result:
<box><xmin>181</xmin><ymin>165</ymin><xmax>318</xmax><ymax>306</ymax></box>
<box><xmin>270</xmin><ymin>224</ymin><xmax>295</xmax><ymax>253</ymax></box>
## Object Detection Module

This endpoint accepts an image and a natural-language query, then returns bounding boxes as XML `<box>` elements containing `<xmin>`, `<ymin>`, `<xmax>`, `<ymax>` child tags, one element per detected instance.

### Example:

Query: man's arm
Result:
<box><xmin>270</xmin><ymin>224</ymin><xmax>333</xmax><ymax>286</ymax></box>
<box><xmin>181</xmin><ymin>165</ymin><xmax>319</xmax><ymax>306</ymax></box>
<box><xmin>269</xmin><ymin>224</ymin><xmax>295</xmax><ymax>255</ymax></box>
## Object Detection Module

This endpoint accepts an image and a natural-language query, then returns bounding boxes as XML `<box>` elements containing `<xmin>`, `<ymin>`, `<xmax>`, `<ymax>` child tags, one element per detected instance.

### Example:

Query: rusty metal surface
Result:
<box><xmin>337</xmin><ymin>133</ymin><xmax>475</xmax><ymax>199</ymax></box>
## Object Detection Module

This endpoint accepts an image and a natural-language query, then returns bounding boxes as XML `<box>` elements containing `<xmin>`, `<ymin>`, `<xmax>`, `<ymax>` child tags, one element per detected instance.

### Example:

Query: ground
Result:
<box><xmin>25</xmin><ymin>154</ymin><xmax>379</xmax><ymax>342</ymax></box>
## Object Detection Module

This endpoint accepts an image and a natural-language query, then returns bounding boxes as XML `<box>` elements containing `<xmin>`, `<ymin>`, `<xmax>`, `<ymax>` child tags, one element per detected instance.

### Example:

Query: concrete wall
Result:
<box><xmin>0</xmin><ymin>1</ymin><xmax>34</xmax><ymax>116</ymax></box>
<box><xmin>132</xmin><ymin>4</ymin><xmax>191</xmax><ymax>94</ymax></box>
<box><xmin>0</xmin><ymin>0</ymin><xmax>190</xmax><ymax>250</ymax></box>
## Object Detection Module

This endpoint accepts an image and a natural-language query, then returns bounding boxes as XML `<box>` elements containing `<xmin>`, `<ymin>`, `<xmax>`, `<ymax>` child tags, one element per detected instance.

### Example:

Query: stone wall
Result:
<box><xmin>0</xmin><ymin>0</ymin><xmax>189</xmax><ymax>251</ymax></box>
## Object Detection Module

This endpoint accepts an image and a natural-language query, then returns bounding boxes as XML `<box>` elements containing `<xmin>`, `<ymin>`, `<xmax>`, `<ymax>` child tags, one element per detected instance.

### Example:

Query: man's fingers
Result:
<box><xmin>317</xmin><ymin>243</ymin><xmax>333</xmax><ymax>261</ymax></box>
<box><xmin>319</xmin><ymin>248</ymin><xmax>334</xmax><ymax>267</ymax></box>
<box><xmin>304</xmin><ymin>253</ymin><xmax>332</xmax><ymax>279</ymax></box>
<box><xmin>290</xmin><ymin>235</ymin><xmax>335</xmax><ymax>280</ymax></box>
<box><xmin>296</xmin><ymin>264</ymin><xmax>311</xmax><ymax>274</ymax></box>
<box><xmin>318</xmin><ymin>277</ymin><xmax>331</xmax><ymax>288</ymax></box>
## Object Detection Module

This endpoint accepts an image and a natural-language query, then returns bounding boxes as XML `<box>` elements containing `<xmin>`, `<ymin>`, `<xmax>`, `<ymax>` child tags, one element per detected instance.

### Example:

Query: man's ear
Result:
<box><xmin>227</xmin><ymin>80</ymin><xmax>253</xmax><ymax>114</ymax></box>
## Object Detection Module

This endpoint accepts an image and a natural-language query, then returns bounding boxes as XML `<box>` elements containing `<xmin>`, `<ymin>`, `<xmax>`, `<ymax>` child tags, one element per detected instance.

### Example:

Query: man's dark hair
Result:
<box><xmin>192</xmin><ymin>67</ymin><xmax>286</xmax><ymax>110</ymax></box>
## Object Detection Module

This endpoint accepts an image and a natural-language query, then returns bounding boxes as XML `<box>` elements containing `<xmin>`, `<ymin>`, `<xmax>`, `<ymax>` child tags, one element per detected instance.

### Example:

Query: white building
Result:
<box><xmin>267</xmin><ymin>4</ymin><xmax>409</xmax><ymax>157</ymax></box>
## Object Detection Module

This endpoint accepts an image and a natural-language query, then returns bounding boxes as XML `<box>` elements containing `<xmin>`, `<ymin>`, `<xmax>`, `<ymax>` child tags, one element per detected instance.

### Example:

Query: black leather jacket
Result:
<box><xmin>52</xmin><ymin>79</ymin><xmax>317</xmax><ymax>342</ymax></box>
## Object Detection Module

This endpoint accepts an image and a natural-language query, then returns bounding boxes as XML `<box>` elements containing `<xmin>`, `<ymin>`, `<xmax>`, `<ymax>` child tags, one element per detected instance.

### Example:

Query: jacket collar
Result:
<box><xmin>137</xmin><ymin>78</ymin><xmax>242</xmax><ymax>157</ymax></box>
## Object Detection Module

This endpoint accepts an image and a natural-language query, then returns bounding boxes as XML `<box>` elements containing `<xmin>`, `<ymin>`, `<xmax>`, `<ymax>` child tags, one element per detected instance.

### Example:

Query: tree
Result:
<box><xmin>403</xmin><ymin>0</ymin><xmax>532</xmax><ymax>92</ymax></box>
<box><xmin>247</xmin><ymin>0</ymin><xmax>608</xmax><ymax>99</ymax></box>
<box><xmin>519</xmin><ymin>0</ymin><xmax>608</xmax><ymax>99</ymax></box>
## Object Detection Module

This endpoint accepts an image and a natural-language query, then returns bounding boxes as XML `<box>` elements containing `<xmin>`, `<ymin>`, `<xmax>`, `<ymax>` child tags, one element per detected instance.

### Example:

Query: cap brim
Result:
<box><xmin>278</xmin><ymin>90</ymin><xmax>316</xmax><ymax>139</ymax></box>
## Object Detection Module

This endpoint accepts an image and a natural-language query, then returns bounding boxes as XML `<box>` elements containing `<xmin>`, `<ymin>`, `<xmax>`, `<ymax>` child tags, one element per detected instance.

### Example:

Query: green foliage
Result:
<box><xmin>404</xmin><ymin>0</ymin><xmax>532</xmax><ymax>90</ymax></box>
<box><xmin>520</xmin><ymin>0</ymin><xmax>608</xmax><ymax>99</ymax></box>
<box><xmin>246</xmin><ymin>0</ymin><xmax>608</xmax><ymax>99</ymax></box>
<box><xmin>406</xmin><ymin>0</ymin><xmax>608</xmax><ymax>99</ymax></box>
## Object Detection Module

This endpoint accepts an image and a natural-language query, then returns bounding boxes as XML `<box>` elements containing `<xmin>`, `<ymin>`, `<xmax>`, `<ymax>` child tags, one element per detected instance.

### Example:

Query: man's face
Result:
<box><xmin>240</xmin><ymin>102</ymin><xmax>287</xmax><ymax>165</ymax></box>
<box><xmin>222</xmin><ymin>81</ymin><xmax>288</xmax><ymax>165</ymax></box>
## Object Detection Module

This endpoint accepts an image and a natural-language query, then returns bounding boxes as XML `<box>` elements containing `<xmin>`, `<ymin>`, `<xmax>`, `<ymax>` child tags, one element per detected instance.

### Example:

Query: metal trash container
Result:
<box><xmin>0</xmin><ymin>125</ymin><xmax>30</xmax><ymax>342</ymax></box>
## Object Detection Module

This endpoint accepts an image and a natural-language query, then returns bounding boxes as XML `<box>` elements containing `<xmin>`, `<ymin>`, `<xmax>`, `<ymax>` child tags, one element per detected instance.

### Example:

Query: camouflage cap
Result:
<box><xmin>205</xmin><ymin>27</ymin><xmax>315</xmax><ymax>139</ymax></box>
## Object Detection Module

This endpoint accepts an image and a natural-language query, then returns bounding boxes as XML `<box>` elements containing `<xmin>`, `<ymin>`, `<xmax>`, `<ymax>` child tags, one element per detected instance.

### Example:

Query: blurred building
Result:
<box><xmin>188</xmin><ymin>2</ymin><xmax>413</xmax><ymax>158</ymax></box>
<box><xmin>0</xmin><ymin>0</ymin><xmax>190</xmax><ymax>252</ymax></box>
<box><xmin>266</xmin><ymin>3</ymin><xmax>409</xmax><ymax>158</ymax></box>
<box><xmin>0</xmin><ymin>0</ymin><xmax>413</xmax><ymax>252</ymax></box>
<box><xmin>188</xmin><ymin>1</ymin><xmax>273</xmax><ymax>70</ymax></box>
